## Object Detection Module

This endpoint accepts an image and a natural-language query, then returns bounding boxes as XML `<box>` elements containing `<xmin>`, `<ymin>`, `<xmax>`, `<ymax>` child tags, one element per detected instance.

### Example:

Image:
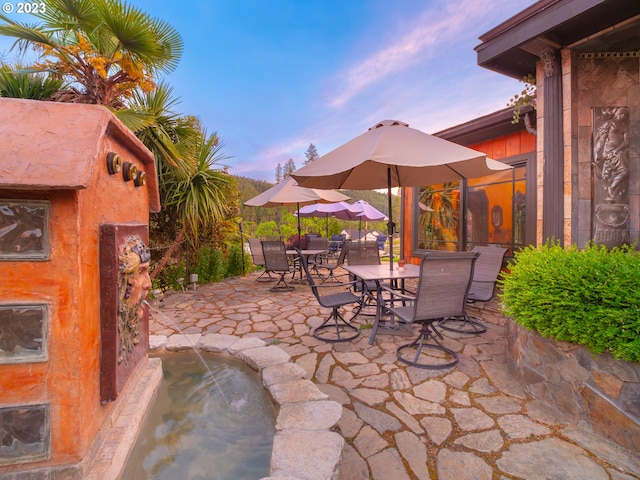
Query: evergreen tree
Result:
<box><xmin>283</xmin><ymin>158</ymin><xmax>296</xmax><ymax>178</ymax></box>
<box><xmin>304</xmin><ymin>143</ymin><xmax>319</xmax><ymax>165</ymax></box>
<box><xmin>275</xmin><ymin>163</ymin><xmax>283</xmax><ymax>182</ymax></box>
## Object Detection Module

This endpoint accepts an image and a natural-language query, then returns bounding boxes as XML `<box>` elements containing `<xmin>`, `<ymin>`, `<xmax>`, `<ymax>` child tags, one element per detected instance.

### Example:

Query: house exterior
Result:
<box><xmin>402</xmin><ymin>0</ymin><xmax>640</xmax><ymax>261</ymax></box>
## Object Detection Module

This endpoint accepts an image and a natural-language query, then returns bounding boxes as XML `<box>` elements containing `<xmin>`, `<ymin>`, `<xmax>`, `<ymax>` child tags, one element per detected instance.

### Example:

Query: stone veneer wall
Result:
<box><xmin>505</xmin><ymin>318</ymin><xmax>640</xmax><ymax>451</ymax></box>
<box><xmin>565</xmin><ymin>50</ymin><xmax>640</xmax><ymax>248</ymax></box>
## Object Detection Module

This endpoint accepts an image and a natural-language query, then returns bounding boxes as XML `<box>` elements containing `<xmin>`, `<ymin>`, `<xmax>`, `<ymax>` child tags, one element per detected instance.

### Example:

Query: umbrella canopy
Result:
<box><xmin>244</xmin><ymin>177</ymin><xmax>350</xmax><ymax>246</ymax></box>
<box><xmin>291</xmin><ymin>120</ymin><xmax>512</xmax><ymax>269</ymax></box>
<box><xmin>296</xmin><ymin>201</ymin><xmax>355</xmax><ymax>217</ymax></box>
<box><xmin>333</xmin><ymin>200</ymin><xmax>388</xmax><ymax>239</ymax></box>
<box><xmin>340</xmin><ymin>200</ymin><xmax>388</xmax><ymax>222</ymax></box>
<box><xmin>295</xmin><ymin>201</ymin><xmax>355</xmax><ymax>237</ymax></box>
<box><xmin>244</xmin><ymin>177</ymin><xmax>349</xmax><ymax>208</ymax></box>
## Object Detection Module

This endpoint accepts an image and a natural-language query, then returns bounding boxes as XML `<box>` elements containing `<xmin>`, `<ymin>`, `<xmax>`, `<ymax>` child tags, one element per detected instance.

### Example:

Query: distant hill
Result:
<box><xmin>235</xmin><ymin>175</ymin><xmax>401</xmax><ymax>236</ymax></box>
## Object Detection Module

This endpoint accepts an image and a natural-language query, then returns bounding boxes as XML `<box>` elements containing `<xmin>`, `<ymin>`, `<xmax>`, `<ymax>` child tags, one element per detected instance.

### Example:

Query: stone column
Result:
<box><xmin>541</xmin><ymin>48</ymin><xmax>564</xmax><ymax>245</ymax></box>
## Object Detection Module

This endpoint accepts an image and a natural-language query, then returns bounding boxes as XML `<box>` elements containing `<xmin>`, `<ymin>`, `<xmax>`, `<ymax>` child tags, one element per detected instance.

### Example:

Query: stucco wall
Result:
<box><xmin>0</xmin><ymin>100</ymin><xmax>155</xmax><ymax>476</ymax></box>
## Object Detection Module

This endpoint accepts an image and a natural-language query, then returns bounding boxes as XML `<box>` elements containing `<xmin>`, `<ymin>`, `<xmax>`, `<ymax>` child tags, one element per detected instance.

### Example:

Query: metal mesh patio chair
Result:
<box><xmin>315</xmin><ymin>241</ymin><xmax>349</xmax><ymax>283</ymax></box>
<box><xmin>261</xmin><ymin>240</ymin><xmax>295</xmax><ymax>292</ymax></box>
<box><xmin>385</xmin><ymin>251</ymin><xmax>478</xmax><ymax>369</ymax></box>
<box><xmin>298</xmin><ymin>250</ymin><xmax>360</xmax><ymax>342</ymax></box>
<box><xmin>248</xmin><ymin>238</ymin><xmax>275</xmax><ymax>282</ymax></box>
<box><xmin>437</xmin><ymin>245</ymin><xmax>507</xmax><ymax>334</ymax></box>
<box><xmin>306</xmin><ymin>236</ymin><xmax>329</xmax><ymax>275</ymax></box>
<box><xmin>346</xmin><ymin>241</ymin><xmax>382</xmax><ymax>316</ymax></box>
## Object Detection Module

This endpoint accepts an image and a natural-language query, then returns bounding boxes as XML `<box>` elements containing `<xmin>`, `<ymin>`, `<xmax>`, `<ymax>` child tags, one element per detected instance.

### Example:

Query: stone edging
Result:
<box><xmin>149</xmin><ymin>333</ymin><xmax>344</xmax><ymax>480</ymax></box>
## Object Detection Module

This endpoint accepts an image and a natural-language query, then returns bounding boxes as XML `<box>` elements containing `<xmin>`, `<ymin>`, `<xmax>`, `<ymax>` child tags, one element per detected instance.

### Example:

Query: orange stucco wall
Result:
<box><xmin>402</xmin><ymin>130</ymin><xmax>535</xmax><ymax>265</ymax></box>
<box><xmin>0</xmin><ymin>100</ymin><xmax>156</xmax><ymax>472</ymax></box>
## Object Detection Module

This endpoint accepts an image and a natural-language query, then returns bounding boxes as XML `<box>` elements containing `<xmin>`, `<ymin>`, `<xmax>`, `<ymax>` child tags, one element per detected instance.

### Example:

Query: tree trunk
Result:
<box><xmin>150</xmin><ymin>229</ymin><xmax>185</xmax><ymax>282</ymax></box>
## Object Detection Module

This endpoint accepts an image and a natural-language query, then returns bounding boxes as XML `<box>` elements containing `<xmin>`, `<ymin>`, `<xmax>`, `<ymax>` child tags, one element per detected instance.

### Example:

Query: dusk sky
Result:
<box><xmin>1</xmin><ymin>0</ymin><xmax>535</xmax><ymax>182</ymax></box>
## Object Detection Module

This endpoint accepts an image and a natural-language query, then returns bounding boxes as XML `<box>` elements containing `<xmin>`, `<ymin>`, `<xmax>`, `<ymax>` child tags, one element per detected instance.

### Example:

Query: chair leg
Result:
<box><xmin>437</xmin><ymin>312</ymin><xmax>487</xmax><ymax>334</ymax></box>
<box><xmin>396</xmin><ymin>321</ymin><xmax>458</xmax><ymax>369</ymax></box>
<box><xmin>313</xmin><ymin>308</ymin><xmax>360</xmax><ymax>343</ymax></box>
<box><xmin>269</xmin><ymin>272</ymin><xmax>295</xmax><ymax>292</ymax></box>
<box><xmin>256</xmin><ymin>269</ymin><xmax>276</xmax><ymax>282</ymax></box>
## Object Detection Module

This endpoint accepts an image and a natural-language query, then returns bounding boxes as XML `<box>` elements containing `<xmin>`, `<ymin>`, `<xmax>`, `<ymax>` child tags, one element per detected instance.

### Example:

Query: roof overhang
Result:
<box><xmin>476</xmin><ymin>0</ymin><xmax>640</xmax><ymax>79</ymax></box>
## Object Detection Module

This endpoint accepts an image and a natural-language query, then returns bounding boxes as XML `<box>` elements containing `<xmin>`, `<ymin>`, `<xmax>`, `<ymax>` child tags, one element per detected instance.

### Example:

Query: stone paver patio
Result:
<box><xmin>148</xmin><ymin>270</ymin><xmax>640</xmax><ymax>480</ymax></box>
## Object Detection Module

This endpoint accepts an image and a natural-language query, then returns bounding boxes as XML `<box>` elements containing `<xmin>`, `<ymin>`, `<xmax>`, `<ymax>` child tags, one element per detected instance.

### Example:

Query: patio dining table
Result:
<box><xmin>343</xmin><ymin>263</ymin><xmax>420</xmax><ymax>344</ymax></box>
<box><xmin>286</xmin><ymin>249</ymin><xmax>328</xmax><ymax>282</ymax></box>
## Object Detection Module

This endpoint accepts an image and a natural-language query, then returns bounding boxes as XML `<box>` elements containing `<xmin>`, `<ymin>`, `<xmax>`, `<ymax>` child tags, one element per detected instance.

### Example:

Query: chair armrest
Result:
<box><xmin>313</xmin><ymin>279</ymin><xmax>359</xmax><ymax>289</ymax></box>
<box><xmin>380</xmin><ymin>284</ymin><xmax>416</xmax><ymax>302</ymax></box>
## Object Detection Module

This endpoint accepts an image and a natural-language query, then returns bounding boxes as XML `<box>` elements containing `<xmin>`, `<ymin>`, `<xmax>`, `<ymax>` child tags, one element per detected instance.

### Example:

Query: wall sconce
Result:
<box><xmin>106</xmin><ymin>152</ymin><xmax>121</xmax><ymax>174</ymax></box>
<box><xmin>122</xmin><ymin>162</ymin><xmax>138</xmax><ymax>182</ymax></box>
<box><xmin>491</xmin><ymin>205</ymin><xmax>503</xmax><ymax>229</ymax></box>
<box><xmin>134</xmin><ymin>171</ymin><xmax>147</xmax><ymax>187</ymax></box>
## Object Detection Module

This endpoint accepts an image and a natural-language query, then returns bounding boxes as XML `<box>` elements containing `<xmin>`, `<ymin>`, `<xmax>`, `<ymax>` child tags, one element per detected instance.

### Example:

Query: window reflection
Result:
<box><xmin>417</xmin><ymin>164</ymin><xmax>527</xmax><ymax>255</ymax></box>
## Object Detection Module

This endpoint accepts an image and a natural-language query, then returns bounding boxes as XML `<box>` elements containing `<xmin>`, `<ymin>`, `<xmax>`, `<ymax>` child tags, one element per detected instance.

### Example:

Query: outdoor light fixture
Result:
<box><xmin>122</xmin><ymin>162</ymin><xmax>138</xmax><ymax>182</ymax></box>
<box><xmin>134</xmin><ymin>171</ymin><xmax>147</xmax><ymax>187</ymax></box>
<box><xmin>106</xmin><ymin>152</ymin><xmax>121</xmax><ymax>174</ymax></box>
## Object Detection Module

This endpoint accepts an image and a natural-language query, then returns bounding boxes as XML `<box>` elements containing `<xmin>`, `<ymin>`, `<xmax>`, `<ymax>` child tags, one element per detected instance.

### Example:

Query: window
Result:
<box><xmin>413</xmin><ymin>154</ymin><xmax>535</xmax><ymax>256</ymax></box>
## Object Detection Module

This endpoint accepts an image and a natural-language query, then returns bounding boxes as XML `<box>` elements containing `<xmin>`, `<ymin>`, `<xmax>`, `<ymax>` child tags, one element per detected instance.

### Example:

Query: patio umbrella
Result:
<box><xmin>244</xmin><ymin>177</ymin><xmax>350</xmax><ymax>246</ymax></box>
<box><xmin>334</xmin><ymin>200</ymin><xmax>388</xmax><ymax>239</ymax></box>
<box><xmin>291</xmin><ymin>119</ymin><xmax>511</xmax><ymax>270</ymax></box>
<box><xmin>295</xmin><ymin>201</ymin><xmax>354</xmax><ymax>237</ymax></box>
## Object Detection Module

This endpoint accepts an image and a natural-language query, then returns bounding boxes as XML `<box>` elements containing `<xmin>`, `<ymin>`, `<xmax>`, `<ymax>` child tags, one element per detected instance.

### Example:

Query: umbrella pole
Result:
<box><xmin>387</xmin><ymin>168</ymin><xmax>394</xmax><ymax>271</ymax></box>
<box><xmin>297</xmin><ymin>202</ymin><xmax>302</xmax><ymax>248</ymax></box>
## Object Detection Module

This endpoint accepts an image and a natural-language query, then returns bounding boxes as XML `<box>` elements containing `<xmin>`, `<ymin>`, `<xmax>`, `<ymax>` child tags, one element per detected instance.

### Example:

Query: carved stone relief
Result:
<box><xmin>592</xmin><ymin>107</ymin><xmax>631</xmax><ymax>248</ymax></box>
<box><xmin>99</xmin><ymin>223</ymin><xmax>151</xmax><ymax>402</ymax></box>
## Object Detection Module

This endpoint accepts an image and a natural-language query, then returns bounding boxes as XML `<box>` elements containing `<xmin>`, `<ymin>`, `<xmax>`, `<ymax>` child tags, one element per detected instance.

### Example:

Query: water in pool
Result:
<box><xmin>120</xmin><ymin>352</ymin><xmax>276</xmax><ymax>480</ymax></box>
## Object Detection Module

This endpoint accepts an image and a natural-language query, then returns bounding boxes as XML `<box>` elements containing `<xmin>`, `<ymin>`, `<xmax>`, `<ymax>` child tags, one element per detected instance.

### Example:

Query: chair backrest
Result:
<box><xmin>308</xmin><ymin>236</ymin><xmax>328</xmax><ymax>250</ymax></box>
<box><xmin>376</xmin><ymin>234</ymin><xmax>387</xmax><ymax>250</ymax></box>
<box><xmin>468</xmin><ymin>246</ymin><xmax>508</xmax><ymax>302</ymax></box>
<box><xmin>296</xmin><ymin>249</ymin><xmax>324</xmax><ymax>301</ymax></box>
<box><xmin>411</xmin><ymin>251</ymin><xmax>479</xmax><ymax>321</ymax></box>
<box><xmin>346</xmin><ymin>241</ymin><xmax>380</xmax><ymax>265</ymax></box>
<box><xmin>248</xmin><ymin>238</ymin><xmax>266</xmax><ymax>266</ymax></box>
<box><xmin>335</xmin><ymin>241</ymin><xmax>348</xmax><ymax>266</ymax></box>
<box><xmin>261</xmin><ymin>241</ymin><xmax>291</xmax><ymax>272</ymax></box>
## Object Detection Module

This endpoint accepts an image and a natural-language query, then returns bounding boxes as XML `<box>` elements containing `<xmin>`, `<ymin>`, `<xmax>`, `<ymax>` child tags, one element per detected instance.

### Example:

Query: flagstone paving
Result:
<box><xmin>149</xmin><ymin>272</ymin><xmax>640</xmax><ymax>480</ymax></box>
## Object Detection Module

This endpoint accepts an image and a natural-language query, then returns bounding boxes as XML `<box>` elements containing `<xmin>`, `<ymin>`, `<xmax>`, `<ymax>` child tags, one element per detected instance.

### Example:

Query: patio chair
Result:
<box><xmin>307</xmin><ymin>236</ymin><xmax>329</xmax><ymax>273</ymax></box>
<box><xmin>346</xmin><ymin>241</ymin><xmax>381</xmax><ymax>316</ymax></box>
<box><xmin>261</xmin><ymin>240</ymin><xmax>295</xmax><ymax>292</ymax></box>
<box><xmin>437</xmin><ymin>245</ymin><xmax>508</xmax><ymax>334</ymax></box>
<box><xmin>315</xmin><ymin>241</ymin><xmax>349</xmax><ymax>283</ymax></box>
<box><xmin>298</xmin><ymin>250</ymin><xmax>360</xmax><ymax>342</ymax></box>
<box><xmin>248</xmin><ymin>238</ymin><xmax>275</xmax><ymax>282</ymax></box>
<box><xmin>385</xmin><ymin>250</ymin><xmax>478</xmax><ymax>369</ymax></box>
<box><xmin>376</xmin><ymin>234</ymin><xmax>387</xmax><ymax>251</ymax></box>
<box><xmin>328</xmin><ymin>234</ymin><xmax>345</xmax><ymax>254</ymax></box>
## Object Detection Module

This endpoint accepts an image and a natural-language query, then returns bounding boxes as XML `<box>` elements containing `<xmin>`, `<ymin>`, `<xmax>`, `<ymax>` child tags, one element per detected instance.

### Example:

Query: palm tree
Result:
<box><xmin>0</xmin><ymin>63</ymin><xmax>64</xmax><ymax>99</ymax></box>
<box><xmin>151</xmin><ymin>131</ymin><xmax>239</xmax><ymax>281</ymax></box>
<box><xmin>0</xmin><ymin>0</ymin><xmax>183</xmax><ymax>107</ymax></box>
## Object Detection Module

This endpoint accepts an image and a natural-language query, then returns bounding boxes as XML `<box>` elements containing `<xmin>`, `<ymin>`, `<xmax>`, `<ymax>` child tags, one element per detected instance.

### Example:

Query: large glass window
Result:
<box><xmin>413</xmin><ymin>154</ymin><xmax>534</xmax><ymax>257</ymax></box>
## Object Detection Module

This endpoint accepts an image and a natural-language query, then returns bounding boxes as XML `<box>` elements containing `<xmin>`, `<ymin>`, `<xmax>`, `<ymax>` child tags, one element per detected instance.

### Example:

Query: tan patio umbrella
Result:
<box><xmin>291</xmin><ymin>120</ymin><xmax>512</xmax><ymax>270</ymax></box>
<box><xmin>244</xmin><ymin>177</ymin><xmax>350</xmax><ymax>246</ymax></box>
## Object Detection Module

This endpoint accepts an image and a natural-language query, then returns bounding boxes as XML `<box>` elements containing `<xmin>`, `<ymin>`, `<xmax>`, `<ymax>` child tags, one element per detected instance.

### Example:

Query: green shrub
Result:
<box><xmin>153</xmin><ymin>261</ymin><xmax>186</xmax><ymax>292</ymax></box>
<box><xmin>499</xmin><ymin>242</ymin><xmax>640</xmax><ymax>363</ymax></box>
<box><xmin>226</xmin><ymin>242</ymin><xmax>251</xmax><ymax>277</ymax></box>
<box><xmin>192</xmin><ymin>246</ymin><xmax>225</xmax><ymax>283</ymax></box>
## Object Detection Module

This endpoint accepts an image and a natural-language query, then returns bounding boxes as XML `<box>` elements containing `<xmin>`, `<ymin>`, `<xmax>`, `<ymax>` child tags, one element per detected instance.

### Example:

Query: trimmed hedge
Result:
<box><xmin>499</xmin><ymin>243</ymin><xmax>640</xmax><ymax>363</ymax></box>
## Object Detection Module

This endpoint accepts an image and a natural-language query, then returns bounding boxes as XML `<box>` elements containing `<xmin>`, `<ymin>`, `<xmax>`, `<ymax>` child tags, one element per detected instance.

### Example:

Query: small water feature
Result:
<box><xmin>120</xmin><ymin>351</ymin><xmax>276</xmax><ymax>480</ymax></box>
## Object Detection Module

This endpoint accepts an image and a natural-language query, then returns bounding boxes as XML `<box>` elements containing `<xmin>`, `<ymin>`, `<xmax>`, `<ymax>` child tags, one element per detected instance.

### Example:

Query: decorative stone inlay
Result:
<box><xmin>149</xmin><ymin>333</ymin><xmax>343</xmax><ymax>480</ymax></box>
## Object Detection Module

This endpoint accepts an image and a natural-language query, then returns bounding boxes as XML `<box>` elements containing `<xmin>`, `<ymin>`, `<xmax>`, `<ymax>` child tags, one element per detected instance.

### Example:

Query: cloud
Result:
<box><xmin>327</xmin><ymin>0</ymin><xmax>491</xmax><ymax>109</ymax></box>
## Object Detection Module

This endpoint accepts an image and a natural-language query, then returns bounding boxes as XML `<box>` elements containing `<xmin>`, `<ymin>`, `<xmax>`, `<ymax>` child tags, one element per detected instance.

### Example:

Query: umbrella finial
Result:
<box><xmin>370</xmin><ymin>120</ymin><xmax>409</xmax><ymax>130</ymax></box>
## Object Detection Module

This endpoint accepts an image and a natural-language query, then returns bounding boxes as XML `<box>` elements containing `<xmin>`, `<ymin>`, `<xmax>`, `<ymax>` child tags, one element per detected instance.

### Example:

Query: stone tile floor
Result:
<box><xmin>149</xmin><ymin>271</ymin><xmax>640</xmax><ymax>480</ymax></box>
